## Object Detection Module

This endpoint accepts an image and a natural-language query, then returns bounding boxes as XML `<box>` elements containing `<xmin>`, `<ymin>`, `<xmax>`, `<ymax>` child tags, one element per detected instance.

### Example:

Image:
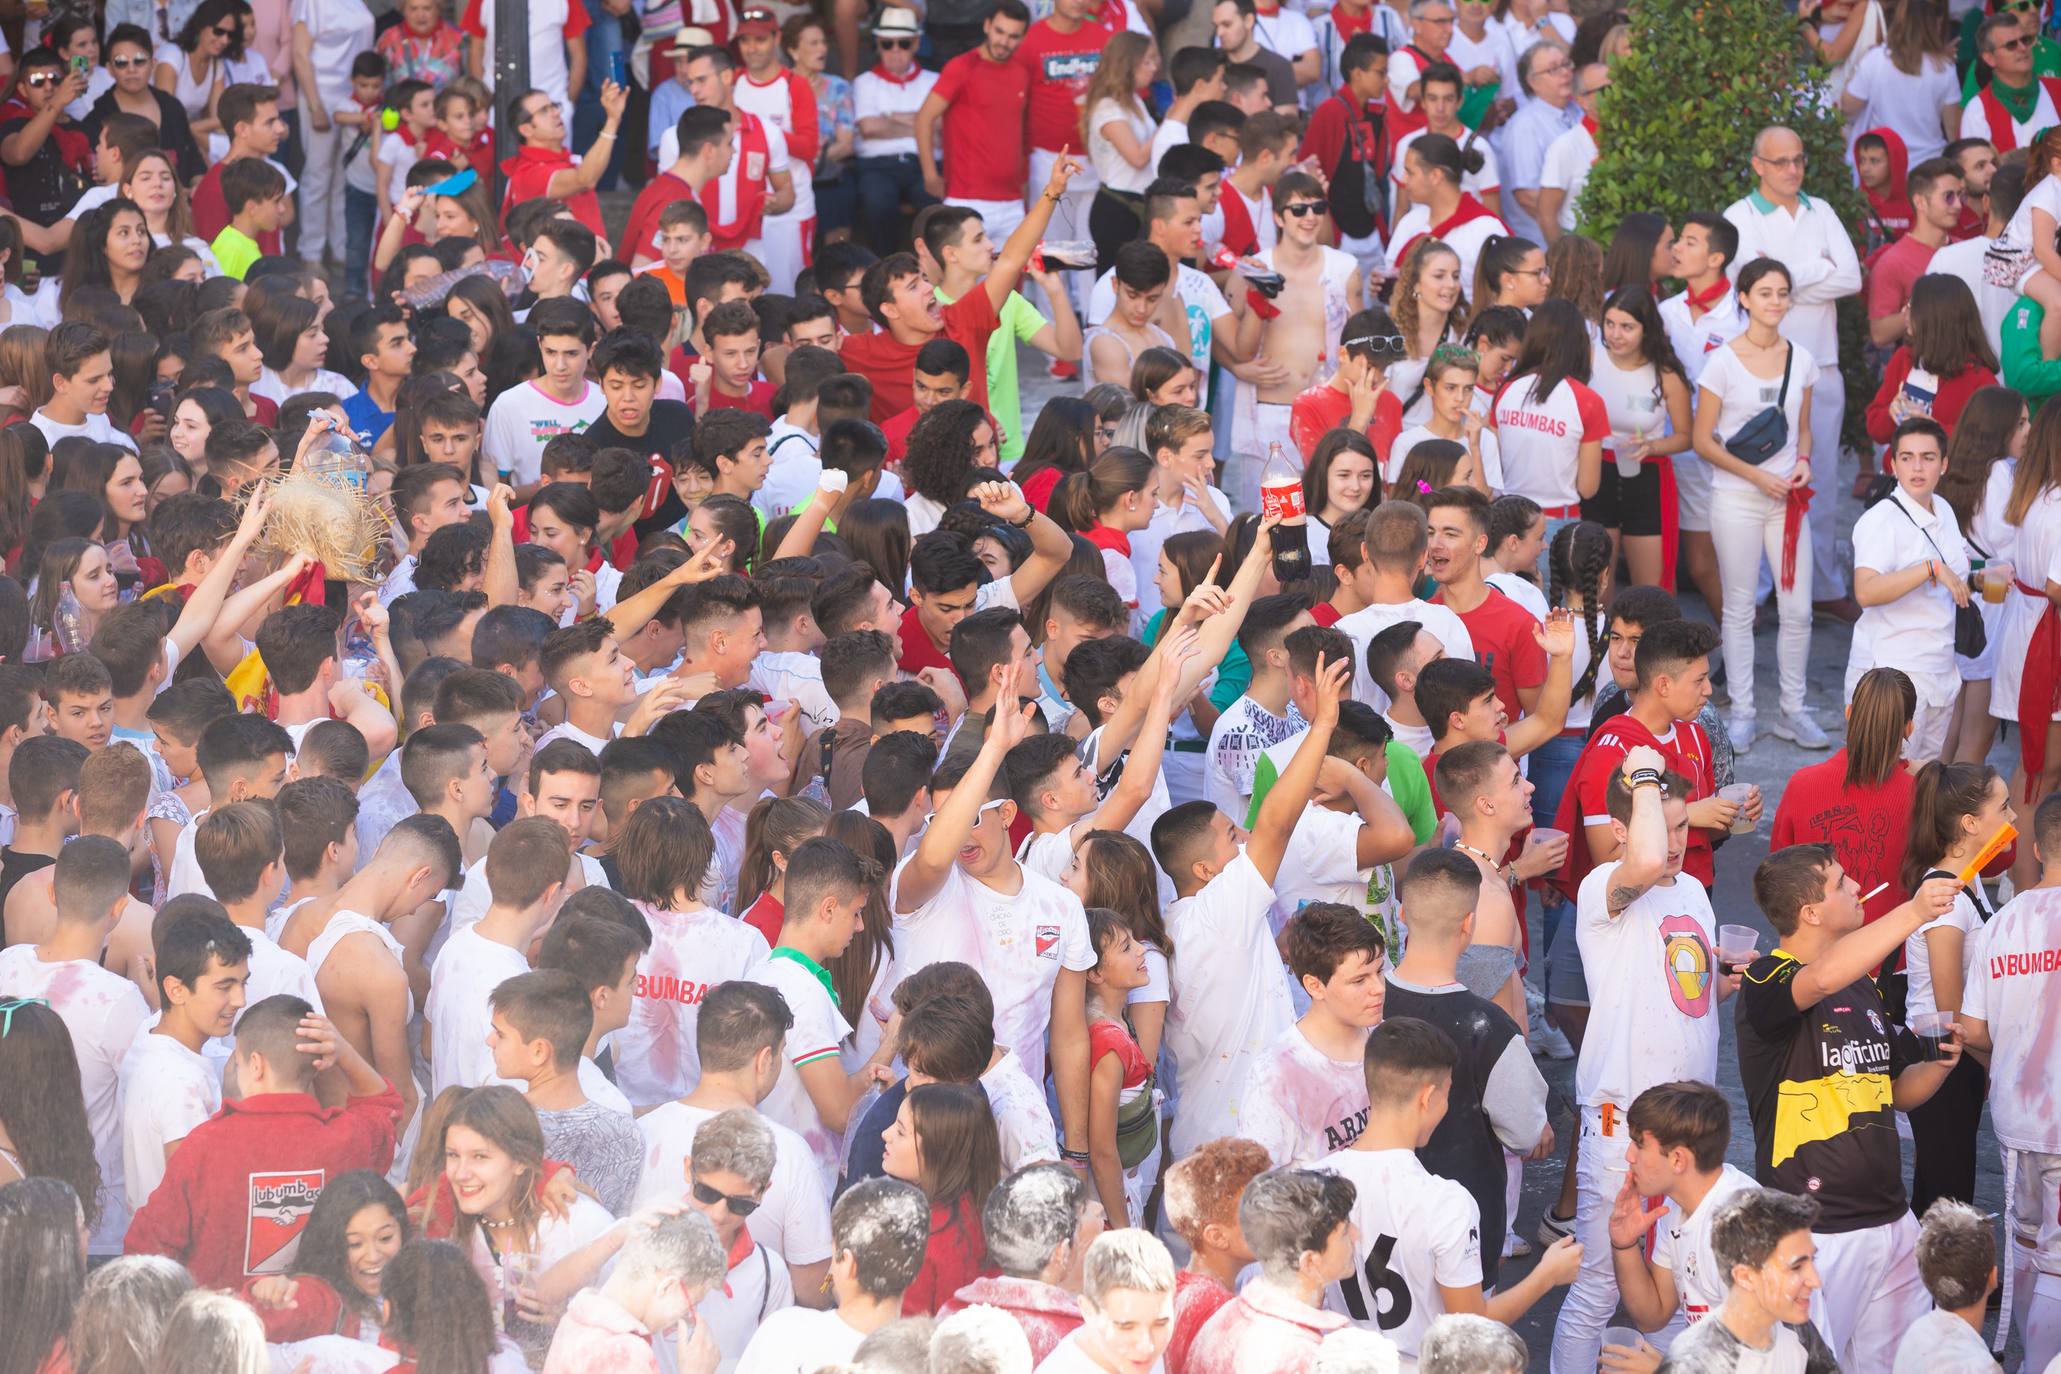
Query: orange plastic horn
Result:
<box><xmin>1958</xmin><ymin>823</ymin><xmax>2018</xmax><ymax>885</ymax></box>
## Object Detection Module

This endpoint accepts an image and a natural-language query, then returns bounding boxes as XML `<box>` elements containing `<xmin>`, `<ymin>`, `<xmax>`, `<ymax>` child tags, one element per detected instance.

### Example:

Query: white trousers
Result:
<box><xmin>1550</xmin><ymin>1106</ymin><xmax>1630</xmax><ymax>1374</ymax></box>
<box><xmin>1027</xmin><ymin>148</ymin><xmax>1098</xmax><ymax>321</ymax></box>
<box><xmin>951</xmin><ymin>195</ymin><xmax>1026</xmax><ymax>247</ymax></box>
<box><xmin>1711</xmin><ymin>482</ymin><xmax>1812</xmax><ymax>724</ymax></box>
<box><xmin>299</xmin><ymin>119</ymin><xmax>349</xmax><ymax>263</ymax></box>
<box><xmin>1805</xmin><ymin>364</ymin><xmax>1848</xmax><ymax>599</ymax></box>
<box><xmin>1810</xmin><ymin>1212</ymin><xmax>1926</xmax><ymax>1371</ymax></box>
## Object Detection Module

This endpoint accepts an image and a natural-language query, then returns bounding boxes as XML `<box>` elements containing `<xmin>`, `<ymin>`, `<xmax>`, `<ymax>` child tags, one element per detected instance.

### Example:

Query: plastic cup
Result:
<box><xmin>1718</xmin><ymin>782</ymin><xmax>1756</xmax><ymax>835</ymax></box>
<box><xmin>499</xmin><ymin>1252</ymin><xmax>538</xmax><ymax>1333</ymax></box>
<box><xmin>1717</xmin><ymin>923</ymin><xmax>1760</xmax><ymax>975</ymax></box>
<box><xmin>1986</xmin><ymin>564</ymin><xmax>2013</xmax><ymax>605</ymax></box>
<box><xmin>1602</xmin><ymin>1326</ymin><xmax>1646</xmax><ymax>1354</ymax></box>
<box><xmin>1615</xmin><ymin>447</ymin><xmax>1643</xmax><ymax>478</ymax></box>
<box><xmin>1909</xmin><ymin>1011</ymin><xmax>1952</xmax><ymax>1062</ymax></box>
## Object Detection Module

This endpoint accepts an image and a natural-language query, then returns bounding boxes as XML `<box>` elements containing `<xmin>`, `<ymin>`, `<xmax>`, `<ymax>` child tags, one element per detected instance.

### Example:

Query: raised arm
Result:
<box><xmin>895</xmin><ymin>667</ymin><xmax>1036</xmax><ymax>914</ymax></box>
<box><xmin>1076</xmin><ymin>630</ymin><xmax>1196</xmax><ymax>840</ymax></box>
<box><xmin>986</xmin><ymin>150</ymin><xmax>1083</xmax><ymax>312</ymax></box>
<box><xmin>1248</xmin><ymin>654</ymin><xmax>1350</xmax><ymax>885</ymax></box>
<box><xmin>1789</xmin><ymin>876</ymin><xmax>1959</xmax><ymax>1008</ymax></box>
<box><xmin>170</xmin><ymin>479</ymin><xmax>274</xmax><ymax>661</ymax></box>
<box><xmin>1601</xmin><ymin>743</ymin><xmax>1668</xmax><ymax>915</ymax></box>
<box><xmin>980</xmin><ymin>481</ymin><xmax>1073</xmax><ymax>609</ymax></box>
<box><xmin>482</xmin><ymin>484</ymin><xmax>519</xmax><ymax>608</ymax></box>
<box><xmin>1503</xmin><ymin>609</ymin><xmax>1575</xmax><ymax>756</ymax></box>
<box><xmin>605</xmin><ymin>537</ymin><xmax>730</xmax><ymax>641</ymax></box>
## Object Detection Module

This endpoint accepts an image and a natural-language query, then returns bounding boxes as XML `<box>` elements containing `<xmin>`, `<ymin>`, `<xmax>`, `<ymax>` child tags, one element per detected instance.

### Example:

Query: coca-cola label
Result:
<box><xmin>1262</xmin><ymin>481</ymin><xmax>1306</xmax><ymax>522</ymax></box>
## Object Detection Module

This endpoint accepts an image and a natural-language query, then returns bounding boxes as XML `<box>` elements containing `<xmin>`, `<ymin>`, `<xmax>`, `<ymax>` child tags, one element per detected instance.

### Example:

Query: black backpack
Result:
<box><xmin>1326</xmin><ymin>93</ymin><xmax>1389</xmax><ymax>241</ymax></box>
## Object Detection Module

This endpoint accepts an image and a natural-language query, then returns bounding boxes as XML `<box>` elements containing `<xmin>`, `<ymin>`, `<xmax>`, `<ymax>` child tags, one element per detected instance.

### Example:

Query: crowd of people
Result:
<box><xmin>0</xmin><ymin>0</ymin><xmax>2060</xmax><ymax>1371</ymax></box>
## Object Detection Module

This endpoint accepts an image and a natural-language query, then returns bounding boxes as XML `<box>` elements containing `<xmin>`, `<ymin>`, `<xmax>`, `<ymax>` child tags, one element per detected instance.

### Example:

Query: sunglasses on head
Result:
<box><xmin>1282</xmin><ymin>200</ymin><xmax>1329</xmax><ymax>218</ymax></box>
<box><xmin>878</xmin><ymin>36</ymin><xmax>916</xmax><ymax>48</ymax></box>
<box><xmin>0</xmin><ymin>997</ymin><xmax>48</xmax><ymax>1036</ymax></box>
<box><xmin>692</xmin><ymin>1179</ymin><xmax>762</xmax><ymax>1216</ymax></box>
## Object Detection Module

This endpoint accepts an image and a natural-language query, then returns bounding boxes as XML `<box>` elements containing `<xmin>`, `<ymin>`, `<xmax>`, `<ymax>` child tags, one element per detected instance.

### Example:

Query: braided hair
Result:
<box><xmin>1549</xmin><ymin>519</ymin><xmax>1612</xmax><ymax>703</ymax></box>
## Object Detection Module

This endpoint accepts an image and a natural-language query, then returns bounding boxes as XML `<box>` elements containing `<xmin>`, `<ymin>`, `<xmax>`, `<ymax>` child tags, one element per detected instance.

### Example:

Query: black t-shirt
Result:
<box><xmin>0</xmin><ymin>117</ymin><xmax>91</xmax><ymax>227</ymax></box>
<box><xmin>583</xmin><ymin>400</ymin><xmax>696</xmax><ymax>541</ymax></box>
<box><xmin>1382</xmin><ymin>978</ymin><xmax>1520</xmax><ymax>1291</ymax></box>
<box><xmin>1735</xmin><ymin>953</ymin><xmax>1917</xmax><ymax>1232</ymax></box>
<box><xmin>0</xmin><ymin>846</ymin><xmax>55</xmax><ymax>945</ymax></box>
<box><xmin>836</xmin><ymin>1078</ymin><xmax>907</xmax><ymax>1199</ymax></box>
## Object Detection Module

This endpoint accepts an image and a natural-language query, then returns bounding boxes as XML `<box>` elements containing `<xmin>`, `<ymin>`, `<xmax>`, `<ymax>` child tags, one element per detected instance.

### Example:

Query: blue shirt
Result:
<box><xmin>1496</xmin><ymin>97</ymin><xmax>1581</xmax><ymax>243</ymax></box>
<box><xmin>342</xmin><ymin>390</ymin><xmax>396</xmax><ymax>446</ymax></box>
<box><xmin>648</xmin><ymin>79</ymin><xmax>696</xmax><ymax>156</ymax></box>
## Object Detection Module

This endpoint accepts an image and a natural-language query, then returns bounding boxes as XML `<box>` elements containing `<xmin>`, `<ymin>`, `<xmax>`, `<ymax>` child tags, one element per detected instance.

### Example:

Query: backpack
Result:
<box><xmin>1326</xmin><ymin>92</ymin><xmax>1388</xmax><ymax>240</ymax></box>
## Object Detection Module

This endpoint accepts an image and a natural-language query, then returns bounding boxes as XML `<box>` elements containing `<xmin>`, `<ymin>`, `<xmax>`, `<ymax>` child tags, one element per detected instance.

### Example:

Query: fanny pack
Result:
<box><xmin>1723</xmin><ymin>342</ymin><xmax>1794</xmax><ymax>466</ymax></box>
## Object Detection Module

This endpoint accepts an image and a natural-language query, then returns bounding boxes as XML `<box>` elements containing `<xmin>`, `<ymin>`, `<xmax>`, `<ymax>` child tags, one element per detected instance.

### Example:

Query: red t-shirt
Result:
<box><xmin>1769</xmin><ymin>750</ymin><xmax>1916</xmax><ymax>928</ymax></box>
<box><xmin>1863</xmin><ymin>348</ymin><xmax>1997</xmax><ymax>450</ymax></box>
<box><xmin>1430</xmin><ymin>586</ymin><xmax>1547</xmax><ymax>723</ymax></box>
<box><xmin>1014</xmin><ymin>18</ymin><xmax>1113</xmax><ymax>154</ymax></box>
<box><xmin>898</xmin><ymin>602</ymin><xmax>956</xmax><ymax>674</ymax></box>
<box><xmin>249</xmin><ymin>394</ymin><xmax>278</xmax><ymax>427</ymax></box>
<box><xmin>192</xmin><ymin>162</ymin><xmax>283</xmax><ymax>253</ymax></box>
<box><xmin>499</xmin><ymin>146</ymin><xmax>606</xmax><ymax>237</ymax></box>
<box><xmin>932</xmin><ymin>48</ymin><xmax>1031</xmax><ymax>201</ymax></box>
<box><xmin>1289</xmin><ymin>383</ymin><xmax>1405</xmax><ymax>467</ymax></box>
<box><xmin>1169</xmin><ymin>1270</ymin><xmax>1235</xmax><ymax>1374</ymax></box>
<box><xmin>1552</xmin><ymin>712</ymin><xmax>1717</xmax><ymax>895</ymax></box>
<box><xmin>698</xmin><ymin>380</ymin><xmax>777</xmax><ymax>420</ymax></box>
<box><xmin>621</xmin><ymin>170</ymin><xmax>698</xmax><ymax>266</ymax></box>
<box><xmin>1867</xmin><ymin>234</ymin><xmax>1936</xmax><ymax>324</ymax></box>
<box><xmin>882</xmin><ymin>404</ymin><xmax>920</xmax><ymax>466</ymax></box>
<box><xmin>902</xmin><ymin>1198</ymin><xmax>992</xmax><ymax>1316</ymax></box>
<box><xmin>1310</xmin><ymin>602</ymin><xmax>1342</xmax><ymax>627</ymax></box>
<box><xmin>841</xmin><ymin>288</ymin><xmax>1002</xmax><ymax>423</ymax></box>
<box><xmin>741</xmin><ymin>891</ymin><xmax>784</xmax><ymax>947</ymax></box>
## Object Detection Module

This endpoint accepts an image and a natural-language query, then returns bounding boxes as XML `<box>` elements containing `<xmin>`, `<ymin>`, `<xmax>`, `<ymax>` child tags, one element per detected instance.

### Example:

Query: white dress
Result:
<box><xmin>1988</xmin><ymin>478</ymin><xmax>2061</xmax><ymax>721</ymax></box>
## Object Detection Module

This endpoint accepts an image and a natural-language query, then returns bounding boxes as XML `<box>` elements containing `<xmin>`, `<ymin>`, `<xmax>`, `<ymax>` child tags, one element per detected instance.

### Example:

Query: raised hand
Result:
<box><xmin>1312</xmin><ymin>652</ymin><xmax>1350</xmax><ymax>729</ymax></box>
<box><xmin>1605</xmin><ymin>1170</ymin><xmax>1669</xmax><ymax>1251</ymax></box>
<box><xmin>1535</xmin><ymin>606</ymin><xmax>1577</xmax><ymax>659</ymax></box>
<box><xmin>294</xmin><ymin>1014</ymin><xmax>344</xmax><ymax>1072</ymax></box>
<box><xmin>972</xmin><ymin>480</ymin><xmax>1032</xmax><ymax>526</ymax></box>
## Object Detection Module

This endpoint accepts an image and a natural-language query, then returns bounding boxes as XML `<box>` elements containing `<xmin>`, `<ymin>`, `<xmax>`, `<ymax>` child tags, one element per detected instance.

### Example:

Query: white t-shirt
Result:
<box><xmin>1843</xmin><ymin>49</ymin><xmax>1961</xmax><ymax>164</ymax></box>
<box><xmin>1538</xmin><ymin>123</ymin><xmax>1597</xmax><ymax>233</ymax></box>
<box><xmin>889</xmin><ymin>860</ymin><xmax>1093</xmax><ymax>1086</ymax></box>
<box><xmin>291</xmin><ymin>0</ymin><xmax>375</xmax><ymax>106</ymax></box>
<box><xmin>1205</xmin><ymin>695</ymin><xmax>1305</xmax><ymax>820</ymax></box>
<box><xmin>1038</xmin><ymin>1331</ymin><xmax>1165</xmax><ymax>1374</ymax></box>
<box><xmin>1694</xmin><ymin>341</ymin><xmax>1816</xmax><ymax>490</ymax></box>
<box><xmin>633</xmin><ymin>1101</ymin><xmax>834</xmax><ymax>1268</ymax></box>
<box><xmin>1388</xmin><ymin>422</ymin><xmax>1503</xmax><ymax>488</ymax></box>
<box><xmin>1276</xmin><ymin>802</ymin><xmax>1380</xmax><ymax>934</ymax></box>
<box><xmin>1849</xmin><ymin>486</ymin><xmax>1969</xmax><ymax>706</ymax></box>
<box><xmin>118</xmin><ymin>1028</ymin><xmax>221</xmax><ymax>1212</ymax></box>
<box><xmin>1652</xmin><ymin>1163</ymin><xmax>1758</xmax><ymax>1326</ymax></box>
<box><xmin>1962</xmin><ymin>886</ymin><xmax>2061</xmax><ymax>1153</ymax></box>
<box><xmin>735</xmin><ymin>1306</ymin><xmax>868</xmax><ymax>1374</ymax></box>
<box><xmin>1392</xmin><ymin>128</ymin><xmax>1501</xmax><ymax>194</ymax></box>
<box><xmin>1491</xmin><ymin>374</ymin><xmax>1609</xmax><ymax>508</ymax></box>
<box><xmin>983</xmin><ymin>1048</ymin><xmax>1062</xmax><ymax>1170</ymax></box>
<box><xmin>1236</xmin><ymin>1021</ymin><xmax>1369</xmax><ymax>1167</ymax></box>
<box><xmin>1904</xmin><ymin>882</ymin><xmax>1990</xmax><ymax>1022</ymax></box>
<box><xmin>1484</xmin><ymin>569</ymin><xmax>1549</xmax><ymax>622</ymax></box>
<box><xmin>1087</xmin><ymin>99</ymin><xmax>1157</xmax><ymax>195</ymax></box>
<box><xmin>1381</xmin><ymin>200</ymin><xmax>1507</xmax><ymax>286</ymax></box>
<box><xmin>681</xmin><ymin>1238</ymin><xmax>796</xmax><ymax>1372</ymax></box>
<box><xmin>746</xmin><ymin>952</ymin><xmax>854</xmax><ymax>1198</ymax></box>
<box><xmin>851</xmin><ymin>66</ymin><xmax>939</xmax><ymax>159</ymax></box>
<box><xmin>483</xmin><ymin>380</ymin><xmax>607</xmax><ymax>486</ymax></box>
<box><xmin>426</xmin><ymin>925</ymin><xmax>530</xmax><ymax>1095</ymax></box>
<box><xmin>757</xmin><ymin>422</ymin><xmax>822</xmax><ymax>520</ymax></box>
<box><xmin>0</xmin><ymin>946</ymin><xmax>151</xmax><ymax>1252</ymax></box>
<box><xmin>1573</xmin><ymin>860</ymin><xmax>1720</xmax><ymax>1108</ymax></box>
<box><xmin>750</xmin><ymin>652</ymin><xmax>839</xmax><ymax>737</ymax></box>
<box><xmin>1317</xmin><ymin>1146</ymin><xmax>1482</xmax><ymax>1358</ymax></box>
<box><xmin>1333</xmin><ymin>599</ymin><xmax>1476</xmax><ymax>710</ymax></box>
<box><xmin>29</xmin><ymin>408</ymin><xmax>137</xmax><ymax>453</ymax></box>
<box><xmin>253</xmin><ymin>367</ymin><xmax>360</xmax><ymax>406</ymax></box>
<box><xmin>613</xmin><ymin>903</ymin><xmax>771</xmax><ymax>1107</ymax></box>
<box><xmin>1891</xmin><ymin>1308</ymin><xmax>2003</xmax><ymax>1374</ymax></box>
<box><xmin>1164</xmin><ymin>852</ymin><xmax>1297</xmax><ymax>1156</ymax></box>
<box><xmin>533</xmin><ymin>719</ymin><xmax>619</xmax><ymax>757</ymax></box>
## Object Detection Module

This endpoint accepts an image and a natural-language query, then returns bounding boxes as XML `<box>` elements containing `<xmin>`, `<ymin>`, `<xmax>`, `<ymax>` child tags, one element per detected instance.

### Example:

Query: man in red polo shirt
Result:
<box><xmin>915</xmin><ymin>0</ymin><xmax>1033</xmax><ymax>243</ymax></box>
<box><xmin>624</xmin><ymin>105</ymin><xmax>734</xmax><ymax>270</ymax></box>
<box><xmin>498</xmin><ymin>82</ymin><xmax>624</xmax><ymax>239</ymax></box>
<box><xmin>1425</xmin><ymin>487</ymin><xmax>1544</xmax><ymax>722</ymax></box>
<box><xmin>1015</xmin><ymin>0</ymin><xmax>1109</xmax><ymax>321</ymax></box>
<box><xmin>842</xmin><ymin>152</ymin><xmax>1082</xmax><ymax>423</ymax></box>
<box><xmin>192</xmin><ymin>84</ymin><xmax>292</xmax><ymax>249</ymax></box>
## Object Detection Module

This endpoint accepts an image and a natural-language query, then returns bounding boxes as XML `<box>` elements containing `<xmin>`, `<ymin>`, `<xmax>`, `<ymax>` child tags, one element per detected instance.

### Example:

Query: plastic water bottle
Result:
<box><xmin>1260</xmin><ymin>441</ymin><xmax>1309</xmax><ymax>583</ymax></box>
<box><xmin>303</xmin><ymin>424</ymin><xmax>372</xmax><ymax>490</ymax></box>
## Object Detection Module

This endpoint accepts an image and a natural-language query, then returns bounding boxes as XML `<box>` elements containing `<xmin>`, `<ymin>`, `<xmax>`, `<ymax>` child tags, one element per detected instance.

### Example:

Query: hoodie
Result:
<box><xmin>125</xmin><ymin>1085</ymin><xmax>402</xmax><ymax>1290</ymax></box>
<box><xmin>1857</xmin><ymin>125</ymin><xmax>1913</xmax><ymax>263</ymax></box>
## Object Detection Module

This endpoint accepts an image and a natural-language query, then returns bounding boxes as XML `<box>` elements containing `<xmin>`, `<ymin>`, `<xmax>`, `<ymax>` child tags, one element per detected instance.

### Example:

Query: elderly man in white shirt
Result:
<box><xmin>1495</xmin><ymin>41</ymin><xmax>1580</xmax><ymax>244</ymax></box>
<box><xmin>1723</xmin><ymin>124</ymin><xmax>1864</xmax><ymax>620</ymax></box>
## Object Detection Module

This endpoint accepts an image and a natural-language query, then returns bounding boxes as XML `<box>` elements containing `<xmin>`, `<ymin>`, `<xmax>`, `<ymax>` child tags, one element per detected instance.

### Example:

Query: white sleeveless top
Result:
<box><xmin>306</xmin><ymin>911</ymin><xmax>416</xmax><ymax>1022</ymax></box>
<box><xmin>1589</xmin><ymin>353</ymin><xmax>1665</xmax><ymax>449</ymax></box>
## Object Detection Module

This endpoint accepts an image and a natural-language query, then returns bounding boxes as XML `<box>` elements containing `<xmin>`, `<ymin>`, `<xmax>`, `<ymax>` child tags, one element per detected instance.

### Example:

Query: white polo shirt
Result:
<box><xmin>852</xmin><ymin>66</ymin><xmax>940</xmax><ymax>159</ymax></box>
<box><xmin>1847</xmin><ymin>485</ymin><xmax>1969</xmax><ymax>707</ymax></box>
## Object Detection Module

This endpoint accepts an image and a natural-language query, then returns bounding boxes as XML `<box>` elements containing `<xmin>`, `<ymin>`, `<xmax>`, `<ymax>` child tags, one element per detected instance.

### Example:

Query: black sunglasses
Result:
<box><xmin>878</xmin><ymin>36</ymin><xmax>916</xmax><ymax>48</ymax></box>
<box><xmin>213</xmin><ymin>23</ymin><xmax>238</xmax><ymax>35</ymax></box>
<box><xmin>692</xmin><ymin>1179</ymin><xmax>762</xmax><ymax>1216</ymax></box>
<box><xmin>1282</xmin><ymin>200</ymin><xmax>1329</xmax><ymax>217</ymax></box>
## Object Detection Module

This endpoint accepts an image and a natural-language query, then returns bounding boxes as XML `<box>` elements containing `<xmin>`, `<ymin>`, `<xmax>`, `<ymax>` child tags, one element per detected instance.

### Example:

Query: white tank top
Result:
<box><xmin>305</xmin><ymin>911</ymin><xmax>415</xmax><ymax>1023</ymax></box>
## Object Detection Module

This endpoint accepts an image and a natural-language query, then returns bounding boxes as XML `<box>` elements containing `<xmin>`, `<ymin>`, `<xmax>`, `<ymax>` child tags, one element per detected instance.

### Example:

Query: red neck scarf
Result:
<box><xmin>1581</xmin><ymin>112</ymin><xmax>1599</xmax><ymax>139</ymax></box>
<box><xmin>2020</xmin><ymin>574</ymin><xmax>2061</xmax><ymax>797</ymax></box>
<box><xmin>1330</xmin><ymin>3</ymin><xmax>1373</xmax><ymax>33</ymax></box>
<box><xmin>1084</xmin><ymin>523</ymin><xmax>1133</xmax><ymax>557</ymax></box>
<box><xmin>867</xmin><ymin>62</ymin><xmax>926</xmax><ymax>85</ymax></box>
<box><xmin>1683</xmin><ymin>277</ymin><xmax>1730</xmax><ymax>315</ymax></box>
<box><xmin>1392</xmin><ymin>193</ymin><xmax>1498</xmax><ymax>274</ymax></box>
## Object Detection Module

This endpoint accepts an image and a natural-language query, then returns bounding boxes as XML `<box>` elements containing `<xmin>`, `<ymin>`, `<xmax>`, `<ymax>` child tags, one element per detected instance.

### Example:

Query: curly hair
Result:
<box><xmin>1547</xmin><ymin>519</ymin><xmax>1612</xmax><ymax>702</ymax></box>
<box><xmin>900</xmin><ymin>399</ymin><xmax>991</xmax><ymax>505</ymax></box>
<box><xmin>0</xmin><ymin>1003</ymin><xmax>101</xmax><ymax>1231</ymax></box>
<box><xmin>1391</xmin><ymin>239</ymin><xmax>1468</xmax><ymax>358</ymax></box>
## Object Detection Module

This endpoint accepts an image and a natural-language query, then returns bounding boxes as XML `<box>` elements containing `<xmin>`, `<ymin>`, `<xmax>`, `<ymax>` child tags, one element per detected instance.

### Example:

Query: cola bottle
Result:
<box><xmin>1260</xmin><ymin>441</ymin><xmax>1309</xmax><ymax>583</ymax></box>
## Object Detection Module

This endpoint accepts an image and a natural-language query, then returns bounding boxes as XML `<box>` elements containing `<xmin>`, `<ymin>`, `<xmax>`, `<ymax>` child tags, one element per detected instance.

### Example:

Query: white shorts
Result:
<box><xmin>2015</xmin><ymin>1150</ymin><xmax>2061</xmax><ymax>1277</ymax></box>
<box><xmin>950</xmin><ymin>196</ymin><xmax>1026</xmax><ymax>247</ymax></box>
<box><xmin>1810</xmin><ymin>1212</ymin><xmax>1926</xmax><ymax>1371</ymax></box>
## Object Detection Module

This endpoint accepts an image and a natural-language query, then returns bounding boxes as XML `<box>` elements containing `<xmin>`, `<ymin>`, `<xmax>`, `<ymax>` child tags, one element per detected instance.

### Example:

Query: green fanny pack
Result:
<box><xmin>1116</xmin><ymin>1069</ymin><xmax>1160</xmax><ymax>1169</ymax></box>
